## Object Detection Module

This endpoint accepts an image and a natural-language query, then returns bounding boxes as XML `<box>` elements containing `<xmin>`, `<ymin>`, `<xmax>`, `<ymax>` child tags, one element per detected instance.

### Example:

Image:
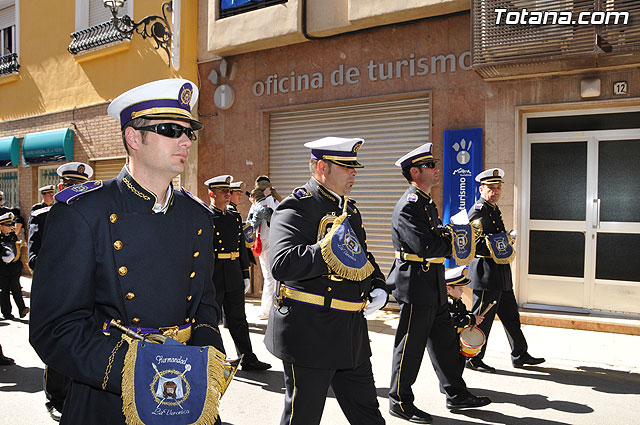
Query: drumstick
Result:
<box><xmin>479</xmin><ymin>300</ymin><xmax>497</xmax><ymax>318</ymax></box>
<box><xmin>471</xmin><ymin>300</ymin><xmax>497</xmax><ymax>331</ymax></box>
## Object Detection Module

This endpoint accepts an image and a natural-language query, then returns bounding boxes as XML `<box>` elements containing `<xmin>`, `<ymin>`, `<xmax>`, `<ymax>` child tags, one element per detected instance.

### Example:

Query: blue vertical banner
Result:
<box><xmin>442</xmin><ymin>128</ymin><xmax>483</xmax><ymax>268</ymax></box>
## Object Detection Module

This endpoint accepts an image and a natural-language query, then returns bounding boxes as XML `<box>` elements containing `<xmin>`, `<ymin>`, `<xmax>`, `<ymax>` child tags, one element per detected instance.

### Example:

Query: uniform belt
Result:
<box><xmin>275</xmin><ymin>284</ymin><xmax>367</xmax><ymax>312</ymax></box>
<box><xmin>394</xmin><ymin>251</ymin><xmax>446</xmax><ymax>264</ymax></box>
<box><xmin>217</xmin><ymin>251</ymin><xmax>240</xmax><ymax>260</ymax></box>
<box><xmin>102</xmin><ymin>322</ymin><xmax>192</xmax><ymax>343</ymax></box>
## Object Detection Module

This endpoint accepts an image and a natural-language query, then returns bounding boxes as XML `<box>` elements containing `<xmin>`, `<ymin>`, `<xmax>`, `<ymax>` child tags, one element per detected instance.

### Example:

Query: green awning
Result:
<box><xmin>23</xmin><ymin>128</ymin><xmax>74</xmax><ymax>165</ymax></box>
<box><xmin>0</xmin><ymin>136</ymin><xmax>20</xmax><ymax>167</ymax></box>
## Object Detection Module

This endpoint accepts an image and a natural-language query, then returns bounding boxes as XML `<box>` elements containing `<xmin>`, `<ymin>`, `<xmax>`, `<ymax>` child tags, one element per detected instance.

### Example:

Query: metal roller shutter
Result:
<box><xmin>93</xmin><ymin>157</ymin><xmax>126</xmax><ymax>181</ymax></box>
<box><xmin>269</xmin><ymin>95</ymin><xmax>431</xmax><ymax>274</ymax></box>
<box><xmin>89</xmin><ymin>0</ymin><xmax>112</xmax><ymax>26</ymax></box>
<box><xmin>0</xmin><ymin>5</ymin><xmax>15</xmax><ymax>30</ymax></box>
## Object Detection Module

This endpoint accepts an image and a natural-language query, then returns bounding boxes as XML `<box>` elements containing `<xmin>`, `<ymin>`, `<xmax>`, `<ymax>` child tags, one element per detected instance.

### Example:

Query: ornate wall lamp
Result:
<box><xmin>103</xmin><ymin>0</ymin><xmax>173</xmax><ymax>66</ymax></box>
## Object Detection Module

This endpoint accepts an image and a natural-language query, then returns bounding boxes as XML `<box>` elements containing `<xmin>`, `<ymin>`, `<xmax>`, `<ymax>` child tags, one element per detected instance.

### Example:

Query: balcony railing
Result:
<box><xmin>68</xmin><ymin>21</ymin><xmax>131</xmax><ymax>55</ymax></box>
<box><xmin>0</xmin><ymin>52</ymin><xmax>19</xmax><ymax>76</ymax></box>
<box><xmin>472</xmin><ymin>0</ymin><xmax>640</xmax><ymax>79</ymax></box>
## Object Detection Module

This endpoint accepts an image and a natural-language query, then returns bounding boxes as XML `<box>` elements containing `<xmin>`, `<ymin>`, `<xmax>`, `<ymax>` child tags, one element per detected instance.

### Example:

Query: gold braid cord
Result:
<box><xmin>122</xmin><ymin>341</ymin><xmax>227</xmax><ymax>425</ymax></box>
<box><xmin>320</xmin><ymin>212</ymin><xmax>375</xmax><ymax>281</ymax></box>
<box><xmin>102</xmin><ymin>336</ymin><xmax>126</xmax><ymax>390</ymax></box>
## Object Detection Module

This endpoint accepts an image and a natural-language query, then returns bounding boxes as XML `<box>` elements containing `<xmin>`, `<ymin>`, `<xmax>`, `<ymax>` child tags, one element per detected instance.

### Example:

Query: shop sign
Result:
<box><xmin>252</xmin><ymin>50</ymin><xmax>471</xmax><ymax>97</ymax></box>
<box><xmin>442</xmin><ymin>128</ymin><xmax>483</xmax><ymax>267</ymax></box>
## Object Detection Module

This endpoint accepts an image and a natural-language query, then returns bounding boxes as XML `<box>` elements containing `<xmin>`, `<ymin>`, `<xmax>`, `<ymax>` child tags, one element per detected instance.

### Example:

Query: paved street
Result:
<box><xmin>2</xmin><ymin>276</ymin><xmax>640</xmax><ymax>424</ymax></box>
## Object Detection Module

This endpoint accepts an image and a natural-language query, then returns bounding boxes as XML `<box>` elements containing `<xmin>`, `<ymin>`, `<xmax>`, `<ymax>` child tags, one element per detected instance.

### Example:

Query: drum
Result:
<box><xmin>459</xmin><ymin>326</ymin><xmax>485</xmax><ymax>358</ymax></box>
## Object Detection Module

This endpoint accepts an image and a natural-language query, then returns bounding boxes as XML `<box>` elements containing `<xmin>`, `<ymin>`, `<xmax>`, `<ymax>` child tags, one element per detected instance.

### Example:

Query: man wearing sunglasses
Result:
<box><xmin>387</xmin><ymin>143</ymin><xmax>491</xmax><ymax>423</ymax></box>
<box><xmin>30</xmin><ymin>79</ymin><xmax>225</xmax><ymax>425</ymax></box>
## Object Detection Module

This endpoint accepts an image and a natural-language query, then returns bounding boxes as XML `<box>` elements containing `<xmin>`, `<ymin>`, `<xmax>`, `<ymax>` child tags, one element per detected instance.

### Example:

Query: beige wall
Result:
<box><xmin>197</xmin><ymin>12</ymin><xmax>640</xmax><ymax>293</ymax></box>
<box><xmin>203</xmin><ymin>0</ymin><xmax>468</xmax><ymax>56</ymax></box>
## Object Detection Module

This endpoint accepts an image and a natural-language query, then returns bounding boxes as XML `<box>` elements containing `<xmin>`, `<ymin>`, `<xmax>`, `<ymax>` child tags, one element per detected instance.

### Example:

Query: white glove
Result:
<box><xmin>364</xmin><ymin>288</ymin><xmax>387</xmax><ymax>317</ymax></box>
<box><xmin>244</xmin><ymin>278</ymin><xmax>251</xmax><ymax>294</ymax></box>
<box><xmin>2</xmin><ymin>248</ymin><xmax>14</xmax><ymax>263</ymax></box>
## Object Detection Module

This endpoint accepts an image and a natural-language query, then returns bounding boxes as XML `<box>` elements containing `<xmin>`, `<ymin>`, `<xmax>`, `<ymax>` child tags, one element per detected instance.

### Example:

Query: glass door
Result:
<box><xmin>521</xmin><ymin>127</ymin><xmax>640</xmax><ymax>315</ymax></box>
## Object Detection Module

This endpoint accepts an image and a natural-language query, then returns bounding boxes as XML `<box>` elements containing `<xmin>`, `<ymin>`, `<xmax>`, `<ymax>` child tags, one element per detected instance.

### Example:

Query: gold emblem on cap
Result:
<box><xmin>77</xmin><ymin>164</ymin><xmax>85</xmax><ymax>174</ymax></box>
<box><xmin>225</xmin><ymin>176</ymin><xmax>231</xmax><ymax>183</ymax></box>
<box><xmin>353</xmin><ymin>142</ymin><xmax>362</xmax><ymax>153</ymax></box>
<box><xmin>493</xmin><ymin>169</ymin><xmax>499</xmax><ymax>177</ymax></box>
<box><xmin>180</xmin><ymin>87</ymin><xmax>192</xmax><ymax>105</ymax></box>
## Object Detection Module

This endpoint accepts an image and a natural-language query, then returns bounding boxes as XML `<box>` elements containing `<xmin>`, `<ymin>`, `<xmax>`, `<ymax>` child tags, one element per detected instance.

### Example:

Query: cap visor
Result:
<box><xmin>329</xmin><ymin>159</ymin><xmax>364</xmax><ymax>168</ymax></box>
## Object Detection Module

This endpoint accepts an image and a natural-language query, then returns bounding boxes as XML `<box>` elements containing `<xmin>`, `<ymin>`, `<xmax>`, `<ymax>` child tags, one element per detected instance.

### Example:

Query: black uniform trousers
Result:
<box><xmin>471</xmin><ymin>288</ymin><xmax>528</xmax><ymax>361</ymax></box>
<box><xmin>280</xmin><ymin>359</ymin><xmax>384</xmax><ymax>425</ymax></box>
<box><xmin>389</xmin><ymin>302</ymin><xmax>470</xmax><ymax>410</ymax></box>
<box><xmin>44</xmin><ymin>365</ymin><xmax>71</xmax><ymax>411</ymax></box>
<box><xmin>214</xmin><ymin>262</ymin><xmax>253</xmax><ymax>359</ymax></box>
<box><xmin>0</xmin><ymin>272</ymin><xmax>25</xmax><ymax>318</ymax></box>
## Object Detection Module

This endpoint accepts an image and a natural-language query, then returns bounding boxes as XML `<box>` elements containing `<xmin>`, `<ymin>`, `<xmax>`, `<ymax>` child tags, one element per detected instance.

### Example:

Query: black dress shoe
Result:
<box><xmin>446</xmin><ymin>394</ymin><xmax>492</xmax><ymax>410</ymax></box>
<box><xmin>46</xmin><ymin>403</ymin><xmax>63</xmax><ymax>422</ymax></box>
<box><xmin>389</xmin><ymin>405</ymin><xmax>433</xmax><ymax>424</ymax></box>
<box><xmin>513</xmin><ymin>352</ymin><xmax>545</xmax><ymax>367</ymax></box>
<box><xmin>241</xmin><ymin>358</ymin><xmax>271</xmax><ymax>371</ymax></box>
<box><xmin>466</xmin><ymin>358</ymin><xmax>496</xmax><ymax>373</ymax></box>
<box><xmin>0</xmin><ymin>354</ymin><xmax>14</xmax><ymax>365</ymax></box>
<box><xmin>19</xmin><ymin>307</ymin><xmax>30</xmax><ymax>318</ymax></box>
<box><xmin>1</xmin><ymin>314</ymin><xmax>15</xmax><ymax>321</ymax></box>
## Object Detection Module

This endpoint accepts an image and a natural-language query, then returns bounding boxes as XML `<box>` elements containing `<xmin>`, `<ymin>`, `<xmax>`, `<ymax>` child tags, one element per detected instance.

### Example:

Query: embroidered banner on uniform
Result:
<box><xmin>243</xmin><ymin>223</ymin><xmax>256</xmax><ymax>248</ymax></box>
<box><xmin>485</xmin><ymin>232</ymin><xmax>515</xmax><ymax>264</ymax></box>
<box><xmin>122</xmin><ymin>339</ymin><xmax>227</xmax><ymax>425</ymax></box>
<box><xmin>449</xmin><ymin>224</ymin><xmax>475</xmax><ymax>266</ymax></box>
<box><xmin>320</xmin><ymin>212</ymin><xmax>374</xmax><ymax>281</ymax></box>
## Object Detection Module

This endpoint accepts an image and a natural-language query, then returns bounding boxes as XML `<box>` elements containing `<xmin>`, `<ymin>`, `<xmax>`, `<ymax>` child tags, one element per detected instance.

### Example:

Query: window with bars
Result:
<box><xmin>68</xmin><ymin>0</ymin><xmax>132</xmax><ymax>55</ymax></box>
<box><xmin>0</xmin><ymin>3</ymin><xmax>18</xmax><ymax>75</ymax></box>
<box><xmin>0</xmin><ymin>169</ymin><xmax>19</xmax><ymax>208</ymax></box>
<box><xmin>219</xmin><ymin>0</ymin><xmax>288</xmax><ymax>19</ymax></box>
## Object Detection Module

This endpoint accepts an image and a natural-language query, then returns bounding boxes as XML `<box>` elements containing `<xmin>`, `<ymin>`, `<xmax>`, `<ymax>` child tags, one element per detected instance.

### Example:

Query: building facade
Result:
<box><xmin>197</xmin><ymin>0</ymin><xmax>640</xmax><ymax>318</ymax></box>
<box><xmin>0</xmin><ymin>0</ymin><xmax>200</xmax><ymax>271</ymax></box>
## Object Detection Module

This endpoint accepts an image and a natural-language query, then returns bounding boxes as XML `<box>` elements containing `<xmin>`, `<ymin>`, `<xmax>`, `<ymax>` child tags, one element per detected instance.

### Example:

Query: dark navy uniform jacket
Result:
<box><xmin>27</xmin><ymin>203</ymin><xmax>51</xmax><ymax>269</ymax></box>
<box><xmin>467</xmin><ymin>198</ymin><xmax>513</xmax><ymax>291</ymax></box>
<box><xmin>387</xmin><ymin>185</ymin><xmax>452</xmax><ymax>305</ymax></box>
<box><xmin>29</xmin><ymin>167</ymin><xmax>223</xmax><ymax>425</ymax></box>
<box><xmin>265</xmin><ymin>178</ymin><xmax>386</xmax><ymax>370</ymax></box>
<box><xmin>0</xmin><ymin>231</ymin><xmax>23</xmax><ymax>276</ymax></box>
<box><xmin>447</xmin><ymin>296</ymin><xmax>476</xmax><ymax>330</ymax></box>
<box><xmin>212</xmin><ymin>204</ymin><xmax>250</xmax><ymax>291</ymax></box>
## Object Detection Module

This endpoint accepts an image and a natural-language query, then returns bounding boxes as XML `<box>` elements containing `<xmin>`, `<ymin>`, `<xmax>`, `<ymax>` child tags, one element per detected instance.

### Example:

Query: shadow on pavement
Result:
<box><xmin>490</xmin><ymin>364</ymin><xmax>640</xmax><ymax>395</ymax></box>
<box><xmin>0</xmin><ymin>363</ymin><xmax>44</xmax><ymax>394</ymax></box>
<box><xmin>233</xmin><ymin>369</ymin><xmax>285</xmax><ymax>394</ymax></box>
<box><xmin>452</xmin><ymin>409</ymin><xmax>573</xmax><ymax>425</ymax></box>
<box><xmin>468</xmin><ymin>388</ymin><xmax>592</xmax><ymax>414</ymax></box>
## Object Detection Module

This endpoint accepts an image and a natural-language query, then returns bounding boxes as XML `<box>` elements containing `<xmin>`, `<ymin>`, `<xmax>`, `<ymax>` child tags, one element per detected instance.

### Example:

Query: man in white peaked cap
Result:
<box><xmin>265</xmin><ymin>136</ymin><xmax>388</xmax><ymax>425</ymax></box>
<box><xmin>30</xmin><ymin>79</ymin><xmax>226</xmax><ymax>425</ymax></box>
<box><xmin>466</xmin><ymin>168</ymin><xmax>544</xmax><ymax>373</ymax></box>
<box><xmin>387</xmin><ymin>143</ymin><xmax>491</xmax><ymax>422</ymax></box>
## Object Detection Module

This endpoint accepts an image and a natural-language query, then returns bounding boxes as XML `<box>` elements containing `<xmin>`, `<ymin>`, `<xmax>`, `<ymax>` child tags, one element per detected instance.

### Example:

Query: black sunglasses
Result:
<box><xmin>134</xmin><ymin>123</ymin><xmax>197</xmax><ymax>141</ymax></box>
<box><xmin>417</xmin><ymin>162</ymin><xmax>436</xmax><ymax>169</ymax></box>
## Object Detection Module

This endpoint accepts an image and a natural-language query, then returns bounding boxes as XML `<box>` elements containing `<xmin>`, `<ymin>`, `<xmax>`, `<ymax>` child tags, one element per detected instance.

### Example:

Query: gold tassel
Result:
<box><xmin>320</xmin><ymin>212</ymin><xmax>375</xmax><ymax>281</ymax></box>
<box><xmin>121</xmin><ymin>338</ymin><xmax>143</xmax><ymax>425</ymax></box>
